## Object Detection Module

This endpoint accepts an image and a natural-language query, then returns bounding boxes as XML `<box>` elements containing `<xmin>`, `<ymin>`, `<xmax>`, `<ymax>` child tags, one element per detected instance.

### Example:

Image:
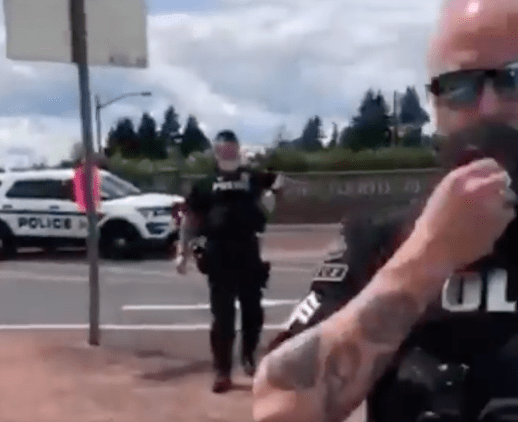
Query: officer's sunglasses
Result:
<box><xmin>426</xmin><ymin>61</ymin><xmax>518</xmax><ymax>106</ymax></box>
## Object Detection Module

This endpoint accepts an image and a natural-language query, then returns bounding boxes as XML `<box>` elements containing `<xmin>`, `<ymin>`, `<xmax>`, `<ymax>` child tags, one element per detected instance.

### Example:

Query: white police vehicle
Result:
<box><xmin>0</xmin><ymin>168</ymin><xmax>185</xmax><ymax>259</ymax></box>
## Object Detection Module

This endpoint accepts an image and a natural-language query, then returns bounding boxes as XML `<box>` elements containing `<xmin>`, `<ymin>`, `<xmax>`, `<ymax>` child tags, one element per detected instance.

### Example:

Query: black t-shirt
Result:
<box><xmin>273</xmin><ymin>205</ymin><xmax>518</xmax><ymax>421</ymax></box>
<box><xmin>186</xmin><ymin>167</ymin><xmax>277</xmax><ymax>239</ymax></box>
<box><xmin>281</xmin><ymin>205</ymin><xmax>518</xmax><ymax>355</ymax></box>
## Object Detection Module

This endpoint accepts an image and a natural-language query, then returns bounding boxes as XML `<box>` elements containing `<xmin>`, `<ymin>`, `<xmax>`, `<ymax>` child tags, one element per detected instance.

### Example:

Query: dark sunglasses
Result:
<box><xmin>426</xmin><ymin>63</ymin><xmax>518</xmax><ymax>106</ymax></box>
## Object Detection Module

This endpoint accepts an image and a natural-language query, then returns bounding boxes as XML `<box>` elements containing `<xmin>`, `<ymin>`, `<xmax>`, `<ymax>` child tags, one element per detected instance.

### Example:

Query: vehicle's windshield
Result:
<box><xmin>101</xmin><ymin>173</ymin><xmax>141</xmax><ymax>200</ymax></box>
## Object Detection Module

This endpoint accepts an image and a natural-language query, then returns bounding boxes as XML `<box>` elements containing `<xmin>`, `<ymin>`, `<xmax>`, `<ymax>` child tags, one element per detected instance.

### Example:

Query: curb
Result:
<box><xmin>0</xmin><ymin>325</ymin><xmax>285</xmax><ymax>361</ymax></box>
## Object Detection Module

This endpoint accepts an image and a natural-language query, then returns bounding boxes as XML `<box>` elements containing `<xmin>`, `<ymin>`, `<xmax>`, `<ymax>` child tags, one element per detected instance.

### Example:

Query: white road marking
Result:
<box><xmin>0</xmin><ymin>270</ymin><xmax>86</xmax><ymax>283</ymax></box>
<box><xmin>0</xmin><ymin>265</ymin><xmax>312</xmax><ymax>283</ymax></box>
<box><xmin>123</xmin><ymin>298</ymin><xmax>300</xmax><ymax>312</ymax></box>
<box><xmin>0</xmin><ymin>323</ymin><xmax>287</xmax><ymax>331</ymax></box>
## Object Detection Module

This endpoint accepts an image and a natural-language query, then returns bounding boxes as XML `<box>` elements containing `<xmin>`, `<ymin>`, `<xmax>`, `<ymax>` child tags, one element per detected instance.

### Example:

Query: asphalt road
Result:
<box><xmin>0</xmin><ymin>248</ymin><xmax>323</xmax><ymax>326</ymax></box>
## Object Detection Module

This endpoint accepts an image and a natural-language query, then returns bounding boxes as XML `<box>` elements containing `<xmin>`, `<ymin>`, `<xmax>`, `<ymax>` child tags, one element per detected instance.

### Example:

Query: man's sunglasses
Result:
<box><xmin>426</xmin><ymin>64</ymin><xmax>518</xmax><ymax>106</ymax></box>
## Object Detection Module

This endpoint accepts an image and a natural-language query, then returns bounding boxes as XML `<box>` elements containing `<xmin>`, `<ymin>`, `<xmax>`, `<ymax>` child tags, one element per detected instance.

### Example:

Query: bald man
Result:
<box><xmin>252</xmin><ymin>1</ymin><xmax>518</xmax><ymax>421</ymax></box>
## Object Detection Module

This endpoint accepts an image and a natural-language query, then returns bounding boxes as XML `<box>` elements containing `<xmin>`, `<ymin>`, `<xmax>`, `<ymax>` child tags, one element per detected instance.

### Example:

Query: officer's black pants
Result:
<box><xmin>208</xmin><ymin>277</ymin><xmax>264</xmax><ymax>374</ymax></box>
<box><xmin>205</xmin><ymin>237</ymin><xmax>266</xmax><ymax>375</ymax></box>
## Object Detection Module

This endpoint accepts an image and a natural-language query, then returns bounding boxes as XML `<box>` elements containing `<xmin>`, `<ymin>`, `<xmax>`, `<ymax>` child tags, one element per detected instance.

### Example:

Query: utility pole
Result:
<box><xmin>69</xmin><ymin>0</ymin><xmax>100</xmax><ymax>345</ymax></box>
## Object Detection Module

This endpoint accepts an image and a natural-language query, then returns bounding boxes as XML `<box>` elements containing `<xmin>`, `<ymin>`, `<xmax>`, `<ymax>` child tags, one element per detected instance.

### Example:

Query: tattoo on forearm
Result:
<box><xmin>320</xmin><ymin>292</ymin><xmax>418</xmax><ymax>422</ymax></box>
<box><xmin>323</xmin><ymin>342</ymin><xmax>362</xmax><ymax>422</ymax></box>
<box><xmin>358</xmin><ymin>291</ymin><xmax>420</xmax><ymax>345</ymax></box>
<box><xmin>261</xmin><ymin>290</ymin><xmax>421</xmax><ymax>422</ymax></box>
<box><xmin>265</xmin><ymin>327</ymin><xmax>322</xmax><ymax>390</ymax></box>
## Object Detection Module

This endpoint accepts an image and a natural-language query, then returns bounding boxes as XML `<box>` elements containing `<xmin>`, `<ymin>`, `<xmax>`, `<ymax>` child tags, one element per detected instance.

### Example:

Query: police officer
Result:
<box><xmin>175</xmin><ymin>130</ymin><xmax>283</xmax><ymax>393</ymax></box>
<box><xmin>252</xmin><ymin>1</ymin><xmax>518</xmax><ymax>421</ymax></box>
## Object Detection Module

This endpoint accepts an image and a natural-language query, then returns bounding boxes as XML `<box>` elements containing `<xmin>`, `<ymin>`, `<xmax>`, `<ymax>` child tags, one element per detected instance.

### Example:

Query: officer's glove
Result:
<box><xmin>175</xmin><ymin>254</ymin><xmax>188</xmax><ymax>275</ymax></box>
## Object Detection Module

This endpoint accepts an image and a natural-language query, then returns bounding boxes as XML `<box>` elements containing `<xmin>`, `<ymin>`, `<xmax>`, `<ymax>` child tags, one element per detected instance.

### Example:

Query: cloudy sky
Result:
<box><xmin>0</xmin><ymin>0</ymin><xmax>443</xmax><ymax>165</ymax></box>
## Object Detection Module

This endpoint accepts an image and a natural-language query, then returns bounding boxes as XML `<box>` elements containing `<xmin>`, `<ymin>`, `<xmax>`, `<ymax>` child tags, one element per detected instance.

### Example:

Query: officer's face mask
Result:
<box><xmin>437</xmin><ymin>122</ymin><xmax>518</xmax><ymax>193</ymax></box>
<box><xmin>214</xmin><ymin>141</ymin><xmax>241</xmax><ymax>172</ymax></box>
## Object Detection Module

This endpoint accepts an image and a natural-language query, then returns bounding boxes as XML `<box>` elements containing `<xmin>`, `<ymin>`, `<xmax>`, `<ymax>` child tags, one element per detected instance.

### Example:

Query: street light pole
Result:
<box><xmin>94</xmin><ymin>91</ymin><xmax>152</xmax><ymax>153</ymax></box>
<box><xmin>95</xmin><ymin>94</ymin><xmax>101</xmax><ymax>153</ymax></box>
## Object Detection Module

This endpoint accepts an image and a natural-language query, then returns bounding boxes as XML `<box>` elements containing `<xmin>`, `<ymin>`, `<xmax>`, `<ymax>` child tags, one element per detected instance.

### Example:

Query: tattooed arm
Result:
<box><xmin>252</xmin><ymin>232</ymin><xmax>451</xmax><ymax>422</ymax></box>
<box><xmin>177</xmin><ymin>208</ymin><xmax>202</xmax><ymax>258</ymax></box>
<box><xmin>253</xmin><ymin>158</ymin><xmax>515</xmax><ymax>422</ymax></box>
<box><xmin>176</xmin><ymin>181</ymin><xmax>209</xmax><ymax>258</ymax></box>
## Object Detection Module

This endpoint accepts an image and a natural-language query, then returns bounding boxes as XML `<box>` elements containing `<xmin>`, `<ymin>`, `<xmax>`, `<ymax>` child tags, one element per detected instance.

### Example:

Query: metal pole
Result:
<box><xmin>70</xmin><ymin>0</ymin><xmax>100</xmax><ymax>345</ymax></box>
<box><xmin>393</xmin><ymin>90</ymin><xmax>398</xmax><ymax>147</ymax></box>
<box><xmin>95</xmin><ymin>95</ymin><xmax>102</xmax><ymax>153</ymax></box>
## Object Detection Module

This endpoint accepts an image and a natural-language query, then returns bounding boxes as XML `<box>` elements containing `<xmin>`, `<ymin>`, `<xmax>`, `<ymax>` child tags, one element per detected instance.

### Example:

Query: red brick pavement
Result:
<box><xmin>0</xmin><ymin>331</ymin><xmax>365</xmax><ymax>422</ymax></box>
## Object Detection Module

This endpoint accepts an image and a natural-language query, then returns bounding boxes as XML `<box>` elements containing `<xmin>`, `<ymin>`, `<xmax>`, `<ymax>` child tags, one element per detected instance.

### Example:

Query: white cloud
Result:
<box><xmin>0</xmin><ymin>0</ymin><xmax>443</xmax><ymax>164</ymax></box>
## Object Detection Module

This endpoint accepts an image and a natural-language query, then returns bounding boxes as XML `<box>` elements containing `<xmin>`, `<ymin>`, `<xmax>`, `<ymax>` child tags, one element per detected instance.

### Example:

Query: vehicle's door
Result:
<box><xmin>1</xmin><ymin>179</ymin><xmax>59</xmax><ymax>239</ymax></box>
<box><xmin>44</xmin><ymin>178</ymin><xmax>87</xmax><ymax>239</ymax></box>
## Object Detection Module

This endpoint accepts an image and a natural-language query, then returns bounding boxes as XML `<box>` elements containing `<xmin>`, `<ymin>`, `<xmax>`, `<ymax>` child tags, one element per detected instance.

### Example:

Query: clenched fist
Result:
<box><xmin>413</xmin><ymin>158</ymin><xmax>516</xmax><ymax>272</ymax></box>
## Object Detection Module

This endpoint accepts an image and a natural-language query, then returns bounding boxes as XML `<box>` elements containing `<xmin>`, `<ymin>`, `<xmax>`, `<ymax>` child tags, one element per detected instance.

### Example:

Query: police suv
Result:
<box><xmin>0</xmin><ymin>168</ymin><xmax>184</xmax><ymax>259</ymax></box>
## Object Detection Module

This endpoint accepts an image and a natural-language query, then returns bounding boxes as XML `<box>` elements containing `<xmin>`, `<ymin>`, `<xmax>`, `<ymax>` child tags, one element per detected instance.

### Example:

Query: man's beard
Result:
<box><xmin>438</xmin><ymin>122</ymin><xmax>518</xmax><ymax>192</ymax></box>
<box><xmin>438</xmin><ymin>122</ymin><xmax>518</xmax><ymax>266</ymax></box>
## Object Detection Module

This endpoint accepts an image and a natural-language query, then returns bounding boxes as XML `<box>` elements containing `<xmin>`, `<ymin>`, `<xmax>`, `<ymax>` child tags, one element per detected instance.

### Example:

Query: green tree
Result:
<box><xmin>160</xmin><ymin>106</ymin><xmax>181</xmax><ymax>139</ymax></box>
<box><xmin>339</xmin><ymin>125</ymin><xmax>360</xmax><ymax>149</ymax></box>
<box><xmin>159</xmin><ymin>106</ymin><xmax>182</xmax><ymax>154</ymax></box>
<box><xmin>138</xmin><ymin>113</ymin><xmax>162</xmax><ymax>159</ymax></box>
<box><xmin>399</xmin><ymin>86</ymin><xmax>430</xmax><ymax>126</ymax></box>
<box><xmin>347</xmin><ymin>89</ymin><xmax>391</xmax><ymax>151</ymax></box>
<box><xmin>106</xmin><ymin>118</ymin><xmax>140</xmax><ymax>158</ymax></box>
<box><xmin>399</xmin><ymin>86</ymin><xmax>430</xmax><ymax>147</ymax></box>
<box><xmin>328</xmin><ymin>122</ymin><xmax>338</xmax><ymax>148</ymax></box>
<box><xmin>180</xmin><ymin>115</ymin><xmax>211</xmax><ymax>158</ymax></box>
<box><xmin>296</xmin><ymin>116</ymin><xmax>324</xmax><ymax>151</ymax></box>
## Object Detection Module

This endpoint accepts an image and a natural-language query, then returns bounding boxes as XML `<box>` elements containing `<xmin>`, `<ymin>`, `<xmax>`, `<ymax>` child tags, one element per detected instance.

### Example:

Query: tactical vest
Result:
<box><xmin>202</xmin><ymin>168</ymin><xmax>266</xmax><ymax>239</ymax></box>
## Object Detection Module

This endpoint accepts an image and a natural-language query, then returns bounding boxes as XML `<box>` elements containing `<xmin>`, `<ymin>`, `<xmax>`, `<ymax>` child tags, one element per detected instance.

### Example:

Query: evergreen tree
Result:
<box><xmin>297</xmin><ymin>116</ymin><xmax>324</xmax><ymax>151</ymax></box>
<box><xmin>328</xmin><ymin>122</ymin><xmax>338</xmax><ymax>148</ymax></box>
<box><xmin>106</xmin><ymin>118</ymin><xmax>140</xmax><ymax>158</ymax></box>
<box><xmin>399</xmin><ymin>86</ymin><xmax>430</xmax><ymax>126</ymax></box>
<box><xmin>137</xmin><ymin>113</ymin><xmax>160</xmax><ymax>159</ymax></box>
<box><xmin>160</xmin><ymin>106</ymin><xmax>181</xmax><ymax>140</ymax></box>
<box><xmin>159</xmin><ymin>106</ymin><xmax>182</xmax><ymax>156</ymax></box>
<box><xmin>398</xmin><ymin>86</ymin><xmax>431</xmax><ymax>147</ymax></box>
<box><xmin>180</xmin><ymin>115</ymin><xmax>211</xmax><ymax>157</ymax></box>
<box><xmin>347</xmin><ymin>89</ymin><xmax>391</xmax><ymax>151</ymax></box>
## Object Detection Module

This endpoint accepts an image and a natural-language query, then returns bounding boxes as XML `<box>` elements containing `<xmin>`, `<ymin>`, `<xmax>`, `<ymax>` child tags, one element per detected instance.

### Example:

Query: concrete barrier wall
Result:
<box><xmin>131</xmin><ymin>168</ymin><xmax>444</xmax><ymax>224</ymax></box>
<box><xmin>268</xmin><ymin>169</ymin><xmax>443</xmax><ymax>224</ymax></box>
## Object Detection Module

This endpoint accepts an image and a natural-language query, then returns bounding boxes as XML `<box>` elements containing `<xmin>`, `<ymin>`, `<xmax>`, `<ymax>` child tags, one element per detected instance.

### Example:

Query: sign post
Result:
<box><xmin>3</xmin><ymin>0</ymin><xmax>148</xmax><ymax>346</ymax></box>
<box><xmin>69</xmin><ymin>0</ymin><xmax>100</xmax><ymax>345</ymax></box>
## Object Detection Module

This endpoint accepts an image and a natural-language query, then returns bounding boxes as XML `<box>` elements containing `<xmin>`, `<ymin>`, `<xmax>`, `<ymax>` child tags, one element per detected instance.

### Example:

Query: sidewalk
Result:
<box><xmin>0</xmin><ymin>331</ymin><xmax>365</xmax><ymax>422</ymax></box>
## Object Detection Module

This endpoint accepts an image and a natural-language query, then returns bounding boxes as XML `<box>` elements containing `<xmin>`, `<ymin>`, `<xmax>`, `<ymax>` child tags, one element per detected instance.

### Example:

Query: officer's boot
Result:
<box><xmin>241</xmin><ymin>350</ymin><xmax>256</xmax><ymax>377</ymax></box>
<box><xmin>240</xmin><ymin>297</ymin><xmax>264</xmax><ymax>377</ymax></box>
<box><xmin>210</xmin><ymin>329</ymin><xmax>234</xmax><ymax>393</ymax></box>
<box><xmin>241</xmin><ymin>329</ymin><xmax>261</xmax><ymax>377</ymax></box>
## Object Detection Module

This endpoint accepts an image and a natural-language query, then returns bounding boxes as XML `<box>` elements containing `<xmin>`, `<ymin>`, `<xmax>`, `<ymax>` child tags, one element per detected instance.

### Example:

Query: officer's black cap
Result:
<box><xmin>215</xmin><ymin>130</ymin><xmax>239</xmax><ymax>145</ymax></box>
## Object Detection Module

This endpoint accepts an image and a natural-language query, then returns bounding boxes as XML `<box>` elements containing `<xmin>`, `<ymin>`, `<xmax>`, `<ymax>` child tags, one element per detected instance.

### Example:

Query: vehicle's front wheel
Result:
<box><xmin>99</xmin><ymin>222</ymin><xmax>142</xmax><ymax>260</ymax></box>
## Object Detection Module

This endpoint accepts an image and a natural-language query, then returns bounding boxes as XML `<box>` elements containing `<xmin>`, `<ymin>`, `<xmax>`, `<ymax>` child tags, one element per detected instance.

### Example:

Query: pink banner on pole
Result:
<box><xmin>73</xmin><ymin>164</ymin><xmax>101</xmax><ymax>213</ymax></box>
